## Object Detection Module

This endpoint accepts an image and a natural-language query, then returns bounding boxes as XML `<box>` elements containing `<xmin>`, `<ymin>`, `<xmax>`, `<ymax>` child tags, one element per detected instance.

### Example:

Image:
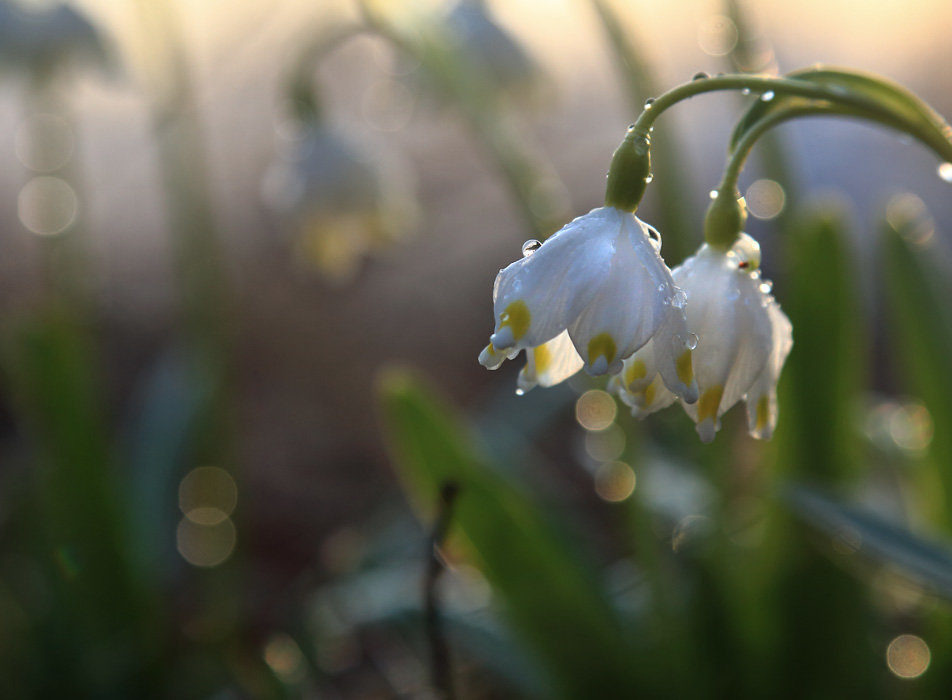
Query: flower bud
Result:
<box><xmin>604</xmin><ymin>129</ymin><xmax>651</xmax><ymax>213</ymax></box>
<box><xmin>704</xmin><ymin>189</ymin><xmax>747</xmax><ymax>250</ymax></box>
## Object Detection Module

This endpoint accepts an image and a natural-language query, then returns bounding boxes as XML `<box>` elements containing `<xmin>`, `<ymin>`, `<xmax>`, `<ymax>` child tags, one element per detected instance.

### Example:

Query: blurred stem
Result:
<box><xmin>132</xmin><ymin>0</ymin><xmax>230</xmax><ymax>444</ymax></box>
<box><xmin>23</xmin><ymin>78</ymin><xmax>94</xmax><ymax>309</ymax></box>
<box><xmin>287</xmin><ymin>22</ymin><xmax>368</xmax><ymax>122</ymax></box>
<box><xmin>724</xmin><ymin>0</ymin><xmax>800</xmax><ymax>206</ymax></box>
<box><xmin>623</xmin><ymin>482</ymin><xmax>695</xmax><ymax>694</ymax></box>
<box><xmin>358</xmin><ymin>3</ymin><xmax>566</xmax><ymax>238</ymax></box>
<box><xmin>588</xmin><ymin>0</ymin><xmax>693</xmax><ymax>262</ymax></box>
<box><xmin>6</xmin><ymin>74</ymin><xmax>162</xmax><ymax>692</ymax></box>
<box><xmin>131</xmin><ymin>0</ymin><xmax>254</xmax><ymax>683</ymax></box>
<box><xmin>424</xmin><ymin>482</ymin><xmax>460</xmax><ymax>700</ymax></box>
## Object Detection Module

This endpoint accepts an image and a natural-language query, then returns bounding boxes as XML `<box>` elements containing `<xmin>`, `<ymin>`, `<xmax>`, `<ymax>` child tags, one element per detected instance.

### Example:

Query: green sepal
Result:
<box><xmin>604</xmin><ymin>128</ymin><xmax>651</xmax><ymax>212</ymax></box>
<box><xmin>703</xmin><ymin>189</ymin><xmax>747</xmax><ymax>249</ymax></box>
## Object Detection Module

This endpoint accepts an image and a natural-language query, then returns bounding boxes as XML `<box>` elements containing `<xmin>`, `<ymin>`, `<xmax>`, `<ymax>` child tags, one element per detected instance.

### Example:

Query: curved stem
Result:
<box><xmin>632</xmin><ymin>74</ymin><xmax>885</xmax><ymax>136</ymax></box>
<box><xmin>288</xmin><ymin>23</ymin><xmax>368</xmax><ymax>121</ymax></box>
<box><xmin>359</xmin><ymin>1</ymin><xmax>567</xmax><ymax>236</ymax></box>
<box><xmin>717</xmin><ymin>108</ymin><xmax>806</xmax><ymax>195</ymax></box>
<box><xmin>716</xmin><ymin>98</ymin><xmax>935</xmax><ymax>198</ymax></box>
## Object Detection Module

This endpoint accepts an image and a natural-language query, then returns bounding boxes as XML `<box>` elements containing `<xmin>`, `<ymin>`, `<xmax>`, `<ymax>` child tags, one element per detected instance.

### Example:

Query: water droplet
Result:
<box><xmin>644</xmin><ymin>174</ymin><xmax>654</xmax><ymax>183</ymax></box>
<box><xmin>500</xmin><ymin>312</ymin><xmax>510</xmax><ymax>322</ymax></box>
<box><xmin>657</xmin><ymin>283</ymin><xmax>665</xmax><ymax>292</ymax></box>
<box><xmin>693</xmin><ymin>71</ymin><xmax>709</xmax><ymax>81</ymax></box>
<box><xmin>515</xmin><ymin>387</ymin><xmax>525</xmax><ymax>396</ymax></box>
<box><xmin>759</xmin><ymin>281</ymin><xmax>773</xmax><ymax>294</ymax></box>
<box><xmin>687</xmin><ymin>333</ymin><xmax>699</xmax><ymax>349</ymax></box>
<box><xmin>672</xmin><ymin>290</ymin><xmax>687</xmax><ymax>308</ymax></box>
<box><xmin>645</xmin><ymin>225</ymin><xmax>662</xmax><ymax>250</ymax></box>
<box><xmin>644</xmin><ymin>98</ymin><xmax>655</xmax><ymax>108</ymax></box>
<box><xmin>521</xmin><ymin>239</ymin><xmax>542</xmax><ymax>257</ymax></box>
<box><xmin>938</xmin><ymin>162</ymin><xmax>952</xmax><ymax>182</ymax></box>
<box><xmin>761</xmin><ymin>90</ymin><xmax>775</xmax><ymax>102</ymax></box>
<box><xmin>628</xmin><ymin>123</ymin><xmax>635</xmax><ymax>130</ymax></box>
<box><xmin>746</xmin><ymin>178</ymin><xmax>785</xmax><ymax>220</ymax></box>
<box><xmin>709</xmin><ymin>189</ymin><xmax>719</xmax><ymax>199</ymax></box>
<box><xmin>18</xmin><ymin>176</ymin><xmax>78</xmax><ymax>236</ymax></box>
<box><xmin>741</xmin><ymin>88</ymin><xmax>751</xmax><ymax>96</ymax></box>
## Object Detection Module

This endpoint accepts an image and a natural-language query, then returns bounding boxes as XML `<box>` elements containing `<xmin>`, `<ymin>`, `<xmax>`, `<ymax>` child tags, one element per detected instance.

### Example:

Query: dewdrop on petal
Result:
<box><xmin>478</xmin><ymin>206</ymin><xmax>698</xmax><ymax>402</ymax></box>
<box><xmin>262</xmin><ymin>119</ymin><xmax>418</xmax><ymax>283</ymax></box>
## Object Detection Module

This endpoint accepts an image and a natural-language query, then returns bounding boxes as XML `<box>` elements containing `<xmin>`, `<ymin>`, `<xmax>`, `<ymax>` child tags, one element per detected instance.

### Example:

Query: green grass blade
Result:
<box><xmin>377</xmin><ymin>368</ymin><xmax>640</xmax><ymax>698</ymax></box>
<box><xmin>882</xmin><ymin>219</ymin><xmax>952</xmax><ymax>528</ymax></box>
<box><xmin>777</xmin><ymin>206</ymin><xmax>864</xmax><ymax>482</ymax></box>
<box><xmin>785</xmin><ymin>485</ymin><xmax>952</xmax><ymax>597</ymax></box>
<box><xmin>1</xmin><ymin>307</ymin><xmax>161</xmax><ymax>694</ymax></box>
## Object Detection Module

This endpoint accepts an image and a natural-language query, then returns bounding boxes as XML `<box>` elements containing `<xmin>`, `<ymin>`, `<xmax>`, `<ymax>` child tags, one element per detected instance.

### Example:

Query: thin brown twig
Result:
<box><xmin>424</xmin><ymin>481</ymin><xmax>460</xmax><ymax>700</ymax></box>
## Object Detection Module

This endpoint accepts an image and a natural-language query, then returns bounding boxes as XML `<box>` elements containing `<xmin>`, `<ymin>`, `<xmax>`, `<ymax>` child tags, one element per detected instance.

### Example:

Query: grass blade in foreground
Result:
<box><xmin>752</xmin><ymin>208</ymin><xmax>877</xmax><ymax>698</ymax></box>
<box><xmin>785</xmin><ymin>485</ymin><xmax>952</xmax><ymax>597</ymax></box>
<box><xmin>377</xmin><ymin>368</ymin><xmax>639</xmax><ymax>698</ymax></box>
<box><xmin>882</xmin><ymin>218</ymin><xmax>952</xmax><ymax>529</ymax></box>
<box><xmin>2</xmin><ymin>308</ymin><xmax>160</xmax><ymax>695</ymax></box>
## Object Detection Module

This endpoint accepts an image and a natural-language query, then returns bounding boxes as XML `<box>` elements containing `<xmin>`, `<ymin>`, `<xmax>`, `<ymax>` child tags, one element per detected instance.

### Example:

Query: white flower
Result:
<box><xmin>444</xmin><ymin>0</ymin><xmax>538</xmax><ymax>96</ymax></box>
<box><xmin>0</xmin><ymin>1</ymin><xmax>108</xmax><ymax>73</ymax></box>
<box><xmin>262</xmin><ymin>120</ymin><xmax>418</xmax><ymax>283</ymax></box>
<box><xmin>478</xmin><ymin>206</ymin><xmax>699</xmax><ymax>402</ymax></box>
<box><xmin>617</xmin><ymin>233</ymin><xmax>792</xmax><ymax>442</ymax></box>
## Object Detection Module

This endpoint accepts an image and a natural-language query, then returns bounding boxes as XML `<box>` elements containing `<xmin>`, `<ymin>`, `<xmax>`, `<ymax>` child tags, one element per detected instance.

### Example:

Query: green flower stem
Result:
<box><xmin>718</xmin><ymin>108</ymin><xmax>799</xmax><ymax>199</ymax></box>
<box><xmin>589</xmin><ymin>0</ymin><xmax>693</xmax><ymax>261</ymax></box>
<box><xmin>704</xmin><ymin>110</ymin><xmax>795</xmax><ymax>248</ymax></box>
<box><xmin>707</xmin><ymin>98</ymin><xmax>930</xmax><ymax>247</ymax></box>
<box><xmin>631</xmin><ymin>74</ymin><xmax>885</xmax><ymax>137</ymax></box>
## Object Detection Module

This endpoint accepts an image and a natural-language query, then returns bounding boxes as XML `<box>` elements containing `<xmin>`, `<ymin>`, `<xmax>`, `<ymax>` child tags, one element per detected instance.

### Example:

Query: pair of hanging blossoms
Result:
<box><xmin>479</xmin><ymin>127</ymin><xmax>789</xmax><ymax>443</ymax></box>
<box><xmin>479</xmin><ymin>68</ymin><xmax>952</xmax><ymax>442</ymax></box>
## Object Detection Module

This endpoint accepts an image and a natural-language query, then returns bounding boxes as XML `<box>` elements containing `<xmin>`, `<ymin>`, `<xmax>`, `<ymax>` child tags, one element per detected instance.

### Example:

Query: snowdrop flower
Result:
<box><xmin>262</xmin><ymin>119</ymin><xmax>418</xmax><ymax>283</ymax></box>
<box><xmin>618</xmin><ymin>233</ymin><xmax>791</xmax><ymax>442</ymax></box>
<box><xmin>478</xmin><ymin>206</ymin><xmax>699</xmax><ymax>402</ymax></box>
<box><xmin>0</xmin><ymin>1</ymin><xmax>108</xmax><ymax>75</ymax></box>
<box><xmin>444</xmin><ymin>0</ymin><xmax>538</xmax><ymax>96</ymax></box>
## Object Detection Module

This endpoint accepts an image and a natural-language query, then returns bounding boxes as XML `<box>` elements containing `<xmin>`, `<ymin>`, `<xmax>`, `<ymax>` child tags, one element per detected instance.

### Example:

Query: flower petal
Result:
<box><xmin>675</xmin><ymin>243</ymin><xmax>773</xmax><ymax>441</ymax></box>
<box><xmin>567</xmin><ymin>215</ymin><xmax>679</xmax><ymax>375</ymax></box>
<box><xmin>478</xmin><ymin>342</ymin><xmax>518</xmax><ymax>370</ymax></box>
<box><xmin>489</xmin><ymin>207</ymin><xmax>621</xmax><ymax>351</ymax></box>
<box><xmin>745</xmin><ymin>299</ymin><xmax>793</xmax><ymax>439</ymax></box>
<box><xmin>617</xmin><ymin>372</ymin><xmax>677</xmax><ymax>418</ymax></box>
<box><xmin>517</xmin><ymin>330</ymin><xmax>585</xmax><ymax>393</ymax></box>
<box><xmin>650</xmin><ymin>304</ymin><xmax>699</xmax><ymax>404</ymax></box>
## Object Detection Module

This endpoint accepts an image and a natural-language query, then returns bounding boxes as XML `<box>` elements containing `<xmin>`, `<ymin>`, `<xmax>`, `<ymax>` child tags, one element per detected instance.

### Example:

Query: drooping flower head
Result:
<box><xmin>0</xmin><ymin>0</ymin><xmax>109</xmax><ymax>76</ymax></box>
<box><xmin>444</xmin><ymin>0</ymin><xmax>539</xmax><ymax>97</ymax></box>
<box><xmin>479</xmin><ymin>206</ymin><xmax>698</xmax><ymax>403</ymax></box>
<box><xmin>616</xmin><ymin>233</ymin><xmax>792</xmax><ymax>442</ymax></box>
<box><xmin>262</xmin><ymin>119</ymin><xmax>419</xmax><ymax>282</ymax></box>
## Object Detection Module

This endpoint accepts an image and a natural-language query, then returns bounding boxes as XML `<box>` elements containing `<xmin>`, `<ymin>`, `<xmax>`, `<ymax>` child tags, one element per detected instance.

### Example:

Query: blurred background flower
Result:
<box><xmin>0</xmin><ymin>0</ymin><xmax>110</xmax><ymax>76</ymax></box>
<box><xmin>261</xmin><ymin>117</ymin><xmax>419</xmax><ymax>282</ymax></box>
